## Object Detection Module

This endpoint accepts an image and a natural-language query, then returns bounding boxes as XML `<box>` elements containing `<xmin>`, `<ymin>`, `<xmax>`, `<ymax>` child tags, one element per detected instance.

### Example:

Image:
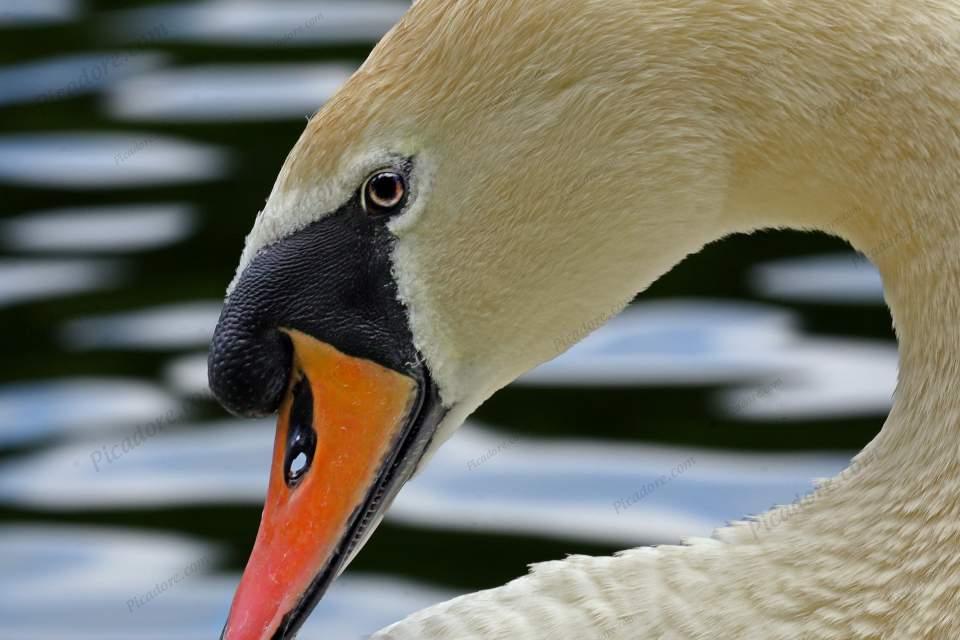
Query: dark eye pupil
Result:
<box><xmin>367</xmin><ymin>172</ymin><xmax>404</xmax><ymax>210</ymax></box>
<box><xmin>372</xmin><ymin>175</ymin><xmax>397</xmax><ymax>199</ymax></box>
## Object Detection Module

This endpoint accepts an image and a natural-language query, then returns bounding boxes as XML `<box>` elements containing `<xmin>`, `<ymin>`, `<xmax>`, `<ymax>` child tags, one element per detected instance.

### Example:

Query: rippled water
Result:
<box><xmin>0</xmin><ymin>3</ymin><xmax>893</xmax><ymax>638</ymax></box>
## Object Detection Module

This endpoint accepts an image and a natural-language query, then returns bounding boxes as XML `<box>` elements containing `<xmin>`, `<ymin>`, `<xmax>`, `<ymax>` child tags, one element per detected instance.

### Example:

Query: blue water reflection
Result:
<box><xmin>112</xmin><ymin>1</ymin><xmax>408</xmax><ymax>46</ymax></box>
<box><xmin>0</xmin><ymin>0</ymin><xmax>78</xmax><ymax>26</ymax></box>
<box><xmin>750</xmin><ymin>253</ymin><xmax>884</xmax><ymax>303</ymax></box>
<box><xmin>0</xmin><ymin>259</ymin><xmax>123</xmax><ymax>308</ymax></box>
<box><xmin>0</xmin><ymin>133</ymin><xmax>228</xmax><ymax>189</ymax></box>
<box><xmin>520</xmin><ymin>301</ymin><xmax>896</xmax><ymax>419</ymax></box>
<box><xmin>0</xmin><ymin>53</ymin><xmax>166</xmax><ymax>107</ymax></box>
<box><xmin>108</xmin><ymin>64</ymin><xmax>354</xmax><ymax>122</ymax></box>
<box><xmin>0</xmin><ymin>419</ymin><xmax>851</xmax><ymax>546</ymax></box>
<box><xmin>0</xmin><ymin>379</ymin><xmax>179</xmax><ymax>447</ymax></box>
<box><xmin>2</xmin><ymin>204</ymin><xmax>195</xmax><ymax>253</ymax></box>
<box><xmin>61</xmin><ymin>301</ymin><xmax>222</xmax><ymax>351</ymax></box>
<box><xmin>0</xmin><ymin>525</ymin><xmax>455</xmax><ymax>640</ymax></box>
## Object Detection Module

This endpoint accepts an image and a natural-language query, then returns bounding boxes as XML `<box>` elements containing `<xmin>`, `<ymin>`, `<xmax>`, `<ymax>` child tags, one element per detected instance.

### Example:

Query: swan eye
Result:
<box><xmin>362</xmin><ymin>171</ymin><xmax>406</xmax><ymax>215</ymax></box>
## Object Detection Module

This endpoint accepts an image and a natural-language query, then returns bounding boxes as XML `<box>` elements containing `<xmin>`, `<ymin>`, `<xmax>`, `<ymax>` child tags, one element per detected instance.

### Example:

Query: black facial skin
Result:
<box><xmin>208</xmin><ymin>164</ymin><xmax>415</xmax><ymax>418</ymax></box>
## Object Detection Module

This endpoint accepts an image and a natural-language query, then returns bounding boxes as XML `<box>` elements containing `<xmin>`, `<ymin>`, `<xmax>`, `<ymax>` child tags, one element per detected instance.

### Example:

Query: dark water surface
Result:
<box><xmin>0</xmin><ymin>2</ymin><xmax>894</xmax><ymax>638</ymax></box>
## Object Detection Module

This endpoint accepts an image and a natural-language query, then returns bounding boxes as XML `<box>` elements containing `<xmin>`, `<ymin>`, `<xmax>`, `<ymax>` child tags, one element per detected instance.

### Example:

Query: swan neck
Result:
<box><xmin>874</xmin><ymin>235</ymin><xmax>960</xmax><ymax>452</ymax></box>
<box><xmin>711</xmin><ymin>1</ymin><xmax>960</xmax><ymax>454</ymax></box>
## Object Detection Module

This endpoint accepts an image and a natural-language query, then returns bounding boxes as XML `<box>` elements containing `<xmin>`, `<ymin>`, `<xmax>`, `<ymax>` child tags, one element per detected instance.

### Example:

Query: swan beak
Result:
<box><xmin>220</xmin><ymin>330</ymin><xmax>436</xmax><ymax>640</ymax></box>
<box><xmin>208</xmin><ymin>213</ymin><xmax>445</xmax><ymax>639</ymax></box>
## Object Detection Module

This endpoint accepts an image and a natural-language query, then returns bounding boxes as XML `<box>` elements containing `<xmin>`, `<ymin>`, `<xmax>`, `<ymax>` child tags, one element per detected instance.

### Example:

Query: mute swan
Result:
<box><xmin>207</xmin><ymin>0</ymin><xmax>960</xmax><ymax>638</ymax></box>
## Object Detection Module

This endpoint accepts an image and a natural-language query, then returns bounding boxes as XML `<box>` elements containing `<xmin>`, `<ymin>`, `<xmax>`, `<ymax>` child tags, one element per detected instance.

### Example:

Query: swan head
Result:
<box><xmin>209</xmin><ymin>2</ymin><xmax>731</xmax><ymax>638</ymax></box>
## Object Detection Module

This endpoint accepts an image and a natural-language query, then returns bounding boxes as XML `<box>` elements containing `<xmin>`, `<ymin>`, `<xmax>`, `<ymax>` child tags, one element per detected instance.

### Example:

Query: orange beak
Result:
<box><xmin>221</xmin><ymin>329</ymin><xmax>441</xmax><ymax>640</ymax></box>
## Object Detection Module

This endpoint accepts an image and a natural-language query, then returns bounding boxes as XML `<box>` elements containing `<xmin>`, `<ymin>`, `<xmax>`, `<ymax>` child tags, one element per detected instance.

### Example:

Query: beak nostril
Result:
<box><xmin>284</xmin><ymin>377</ymin><xmax>316</xmax><ymax>488</ymax></box>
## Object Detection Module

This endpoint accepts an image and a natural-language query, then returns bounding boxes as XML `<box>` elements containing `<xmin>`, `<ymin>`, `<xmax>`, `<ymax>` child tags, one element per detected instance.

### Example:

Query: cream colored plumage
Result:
<box><xmin>235</xmin><ymin>1</ymin><xmax>960</xmax><ymax>637</ymax></box>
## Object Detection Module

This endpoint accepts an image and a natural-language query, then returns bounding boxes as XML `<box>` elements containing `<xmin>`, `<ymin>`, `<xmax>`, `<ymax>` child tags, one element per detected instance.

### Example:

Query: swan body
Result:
<box><xmin>210</xmin><ymin>1</ymin><xmax>960</xmax><ymax>638</ymax></box>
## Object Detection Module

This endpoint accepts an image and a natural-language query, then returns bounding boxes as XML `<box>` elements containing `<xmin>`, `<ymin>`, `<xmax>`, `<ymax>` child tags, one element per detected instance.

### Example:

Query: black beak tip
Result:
<box><xmin>207</xmin><ymin>312</ymin><xmax>293</xmax><ymax>418</ymax></box>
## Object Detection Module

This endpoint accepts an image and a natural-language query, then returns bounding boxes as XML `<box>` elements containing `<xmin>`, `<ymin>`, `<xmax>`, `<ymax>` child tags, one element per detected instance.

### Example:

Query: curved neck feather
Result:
<box><xmin>672</xmin><ymin>0</ymin><xmax>960</xmax><ymax>445</ymax></box>
<box><xmin>570</xmin><ymin>1</ymin><xmax>960</xmax><ymax>632</ymax></box>
<box><xmin>875</xmin><ymin>240</ymin><xmax>960</xmax><ymax>454</ymax></box>
<box><xmin>704</xmin><ymin>1</ymin><xmax>960</xmax><ymax>630</ymax></box>
<box><xmin>716</xmin><ymin>0</ymin><xmax>960</xmax><ymax>545</ymax></box>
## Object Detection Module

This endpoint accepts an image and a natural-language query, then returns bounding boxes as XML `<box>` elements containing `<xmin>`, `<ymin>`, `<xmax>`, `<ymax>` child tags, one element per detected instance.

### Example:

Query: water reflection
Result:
<box><xmin>2</xmin><ymin>204</ymin><xmax>195</xmax><ymax>253</ymax></box>
<box><xmin>397</xmin><ymin>427</ymin><xmax>850</xmax><ymax>545</ymax></box>
<box><xmin>717</xmin><ymin>337</ymin><xmax>896</xmax><ymax>420</ymax></box>
<box><xmin>163</xmin><ymin>352</ymin><xmax>213</xmax><ymax>398</ymax></box>
<box><xmin>522</xmin><ymin>301</ymin><xmax>793</xmax><ymax>387</ymax></box>
<box><xmin>0</xmin><ymin>54</ymin><xmax>166</xmax><ymax>107</ymax></box>
<box><xmin>0</xmin><ymin>133</ymin><xmax>228</xmax><ymax>189</ymax></box>
<box><xmin>112</xmin><ymin>1</ymin><xmax>407</xmax><ymax>46</ymax></box>
<box><xmin>108</xmin><ymin>64</ymin><xmax>354</xmax><ymax>122</ymax></box>
<box><xmin>0</xmin><ymin>525</ymin><xmax>454</xmax><ymax>640</ymax></box>
<box><xmin>61</xmin><ymin>301</ymin><xmax>222</xmax><ymax>351</ymax></box>
<box><xmin>0</xmin><ymin>420</ymin><xmax>271</xmax><ymax>508</ymax></box>
<box><xmin>0</xmin><ymin>259</ymin><xmax>123</xmax><ymax>308</ymax></box>
<box><xmin>0</xmin><ymin>419</ymin><xmax>851</xmax><ymax>546</ymax></box>
<box><xmin>750</xmin><ymin>253</ymin><xmax>884</xmax><ymax>303</ymax></box>
<box><xmin>0</xmin><ymin>0</ymin><xmax>78</xmax><ymax>26</ymax></box>
<box><xmin>0</xmin><ymin>379</ymin><xmax>179</xmax><ymax>447</ymax></box>
<box><xmin>0</xmin><ymin>525</ymin><xmax>222</xmax><ymax>640</ymax></box>
<box><xmin>521</xmin><ymin>301</ymin><xmax>896</xmax><ymax>419</ymax></box>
